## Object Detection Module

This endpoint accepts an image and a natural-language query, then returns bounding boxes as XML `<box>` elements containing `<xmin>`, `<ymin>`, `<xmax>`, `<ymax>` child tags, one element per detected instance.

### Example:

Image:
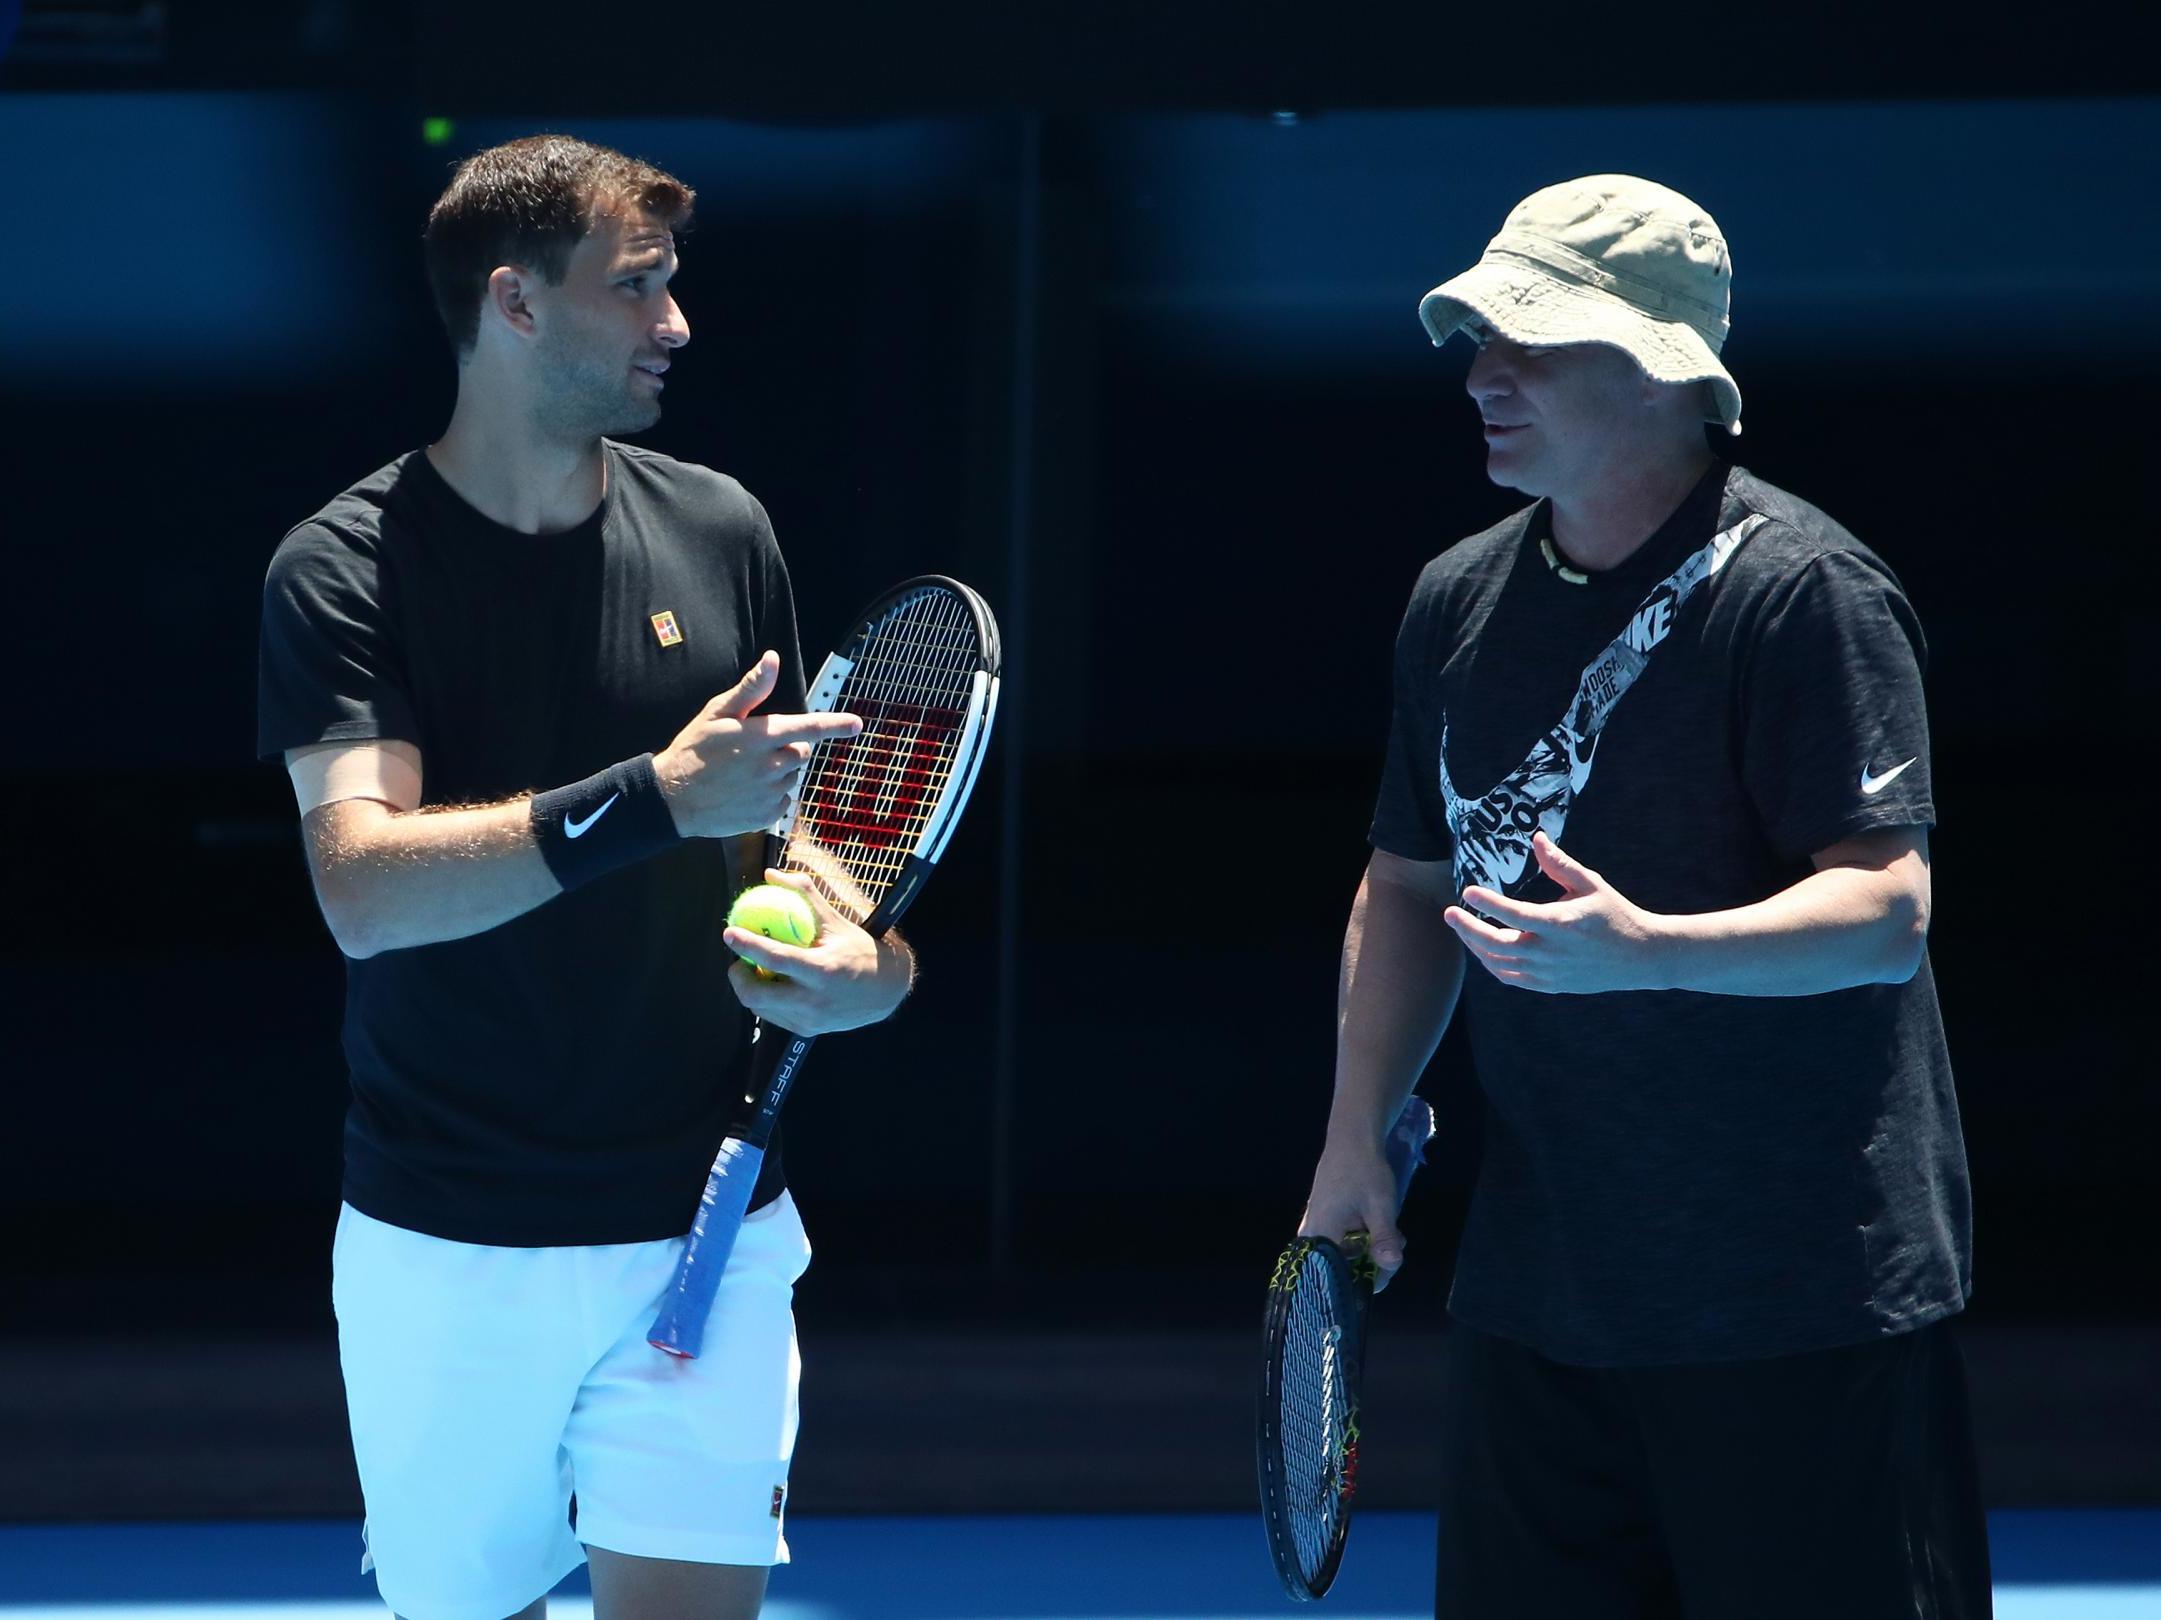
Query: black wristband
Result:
<box><xmin>529</xmin><ymin>753</ymin><xmax>681</xmax><ymax>891</ymax></box>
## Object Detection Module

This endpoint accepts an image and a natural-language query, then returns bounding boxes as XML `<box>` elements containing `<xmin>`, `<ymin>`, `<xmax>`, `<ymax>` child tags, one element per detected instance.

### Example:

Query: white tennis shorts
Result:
<box><xmin>332</xmin><ymin>1192</ymin><xmax>811</xmax><ymax>1620</ymax></box>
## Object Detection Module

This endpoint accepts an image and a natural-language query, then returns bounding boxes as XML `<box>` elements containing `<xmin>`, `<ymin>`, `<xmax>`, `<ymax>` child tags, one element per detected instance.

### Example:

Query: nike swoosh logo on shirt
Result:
<box><xmin>565</xmin><ymin>794</ymin><xmax>620</xmax><ymax>837</ymax></box>
<box><xmin>1859</xmin><ymin>758</ymin><xmax>1917</xmax><ymax>796</ymax></box>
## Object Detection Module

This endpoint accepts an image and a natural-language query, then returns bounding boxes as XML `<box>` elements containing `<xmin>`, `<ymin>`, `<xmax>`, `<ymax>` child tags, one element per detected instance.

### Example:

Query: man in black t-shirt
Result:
<box><xmin>258</xmin><ymin>137</ymin><xmax>912</xmax><ymax>1620</ymax></box>
<box><xmin>1296</xmin><ymin>177</ymin><xmax>1990</xmax><ymax>1617</ymax></box>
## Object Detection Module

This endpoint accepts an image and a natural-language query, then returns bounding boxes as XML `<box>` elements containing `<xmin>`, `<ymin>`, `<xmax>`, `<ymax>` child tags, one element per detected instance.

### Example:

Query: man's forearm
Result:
<box><xmin>306</xmin><ymin>797</ymin><xmax>560</xmax><ymax>958</ymax></box>
<box><xmin>1325</xmin><ymin>867</ymin><xmax>1466</xmax><ymax>1151</ymax></box>
<box><xmin>1648</xmin><ymin>861</ymin><xmax>1927</xmax><ymax>996</ymax></box>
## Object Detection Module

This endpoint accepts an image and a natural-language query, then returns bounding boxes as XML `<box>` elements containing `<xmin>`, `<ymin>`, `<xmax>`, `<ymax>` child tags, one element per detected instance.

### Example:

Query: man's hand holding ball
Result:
<box><xmin>724</xmin><ymin>869</ymin><xmax>914</xmax><ymax>1035</ymax></box>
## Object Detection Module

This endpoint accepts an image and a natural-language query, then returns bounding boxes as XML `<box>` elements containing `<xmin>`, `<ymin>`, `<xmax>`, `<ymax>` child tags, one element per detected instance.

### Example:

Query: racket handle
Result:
<box><xmin>648</xmin><ymin>1135</ymin><xmax>765</xmax><ymax>1359</ymax></box>
<box><xmin>1382</xmin><ymin>1096</ymin><xmax>1435</xmax><ymax>1208</ymax></box>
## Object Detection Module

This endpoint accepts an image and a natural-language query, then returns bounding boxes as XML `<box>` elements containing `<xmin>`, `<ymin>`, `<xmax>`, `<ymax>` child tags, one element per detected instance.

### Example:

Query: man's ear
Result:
<box><xmin>485</xmin><ymin>266</ymin><xmax>537</xmax><ymax>340</ymax></box>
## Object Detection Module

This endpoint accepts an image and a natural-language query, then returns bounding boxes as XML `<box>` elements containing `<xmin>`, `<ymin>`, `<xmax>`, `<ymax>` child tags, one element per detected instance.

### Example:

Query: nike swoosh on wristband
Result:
<box><xmin>564</xmin><ymin>794</ymin><xmax>620</xmax><ymax>837</ymax></box>
<box><xmin>1859</xmin><ymin>758</ymin><xmax>1917</xmax><ymax>796</ymax></box>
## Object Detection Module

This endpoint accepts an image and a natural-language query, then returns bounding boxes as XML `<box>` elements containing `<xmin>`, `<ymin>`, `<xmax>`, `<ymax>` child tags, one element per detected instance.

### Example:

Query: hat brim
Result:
<box><xmin>1419</xmin><ymin>259</ymin><xmax>1742</xmax><ymax>433</ymax></box>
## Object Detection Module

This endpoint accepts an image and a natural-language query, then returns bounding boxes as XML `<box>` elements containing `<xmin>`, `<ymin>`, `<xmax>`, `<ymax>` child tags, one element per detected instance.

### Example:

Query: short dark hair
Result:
<box><xmin>423</xmin><ymin>134</ymin><xmax>694</xmax><ymax>355</ymax></box>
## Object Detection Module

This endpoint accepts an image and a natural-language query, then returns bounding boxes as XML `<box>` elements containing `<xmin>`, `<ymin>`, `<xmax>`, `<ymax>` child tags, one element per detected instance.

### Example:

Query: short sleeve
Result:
<box><xmin>257</xmin><ymin>522</ymin><xmax>421</xmax><ymax>761</ymax></box>
<box><xmin>1740</xmin><ymin>548</ymin><xmax>1935</xmax><ymax>861</ymax></box>
<box><xmin>743</xmin><ymin>495</ymin><xmax>808</xmax><ymax>714</ymax></box>
<box><xmin>1368</xmin><ymin>578</ymin><xmax>1454</xmax><ymax>863</ymax></box>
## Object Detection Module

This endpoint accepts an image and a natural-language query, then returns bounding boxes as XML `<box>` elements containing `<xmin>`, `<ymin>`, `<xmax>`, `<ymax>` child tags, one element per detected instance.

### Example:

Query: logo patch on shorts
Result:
<box><xmin>770</xmin><ymin>1484</ymin><xmax>787</xmax><ymax>1519</ymax></box>
<box><xmin>650</xmin><ymin>610</ymin><xmax>684</xmax><ymax>647</ymax></box>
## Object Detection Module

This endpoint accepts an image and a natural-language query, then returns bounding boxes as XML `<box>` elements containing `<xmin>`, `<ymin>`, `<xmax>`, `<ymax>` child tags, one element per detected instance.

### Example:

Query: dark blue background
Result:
<box><xmin>2</xmin><ymin>50</ymin><xmax>2154</xmax><ymax>1348</ymax></box>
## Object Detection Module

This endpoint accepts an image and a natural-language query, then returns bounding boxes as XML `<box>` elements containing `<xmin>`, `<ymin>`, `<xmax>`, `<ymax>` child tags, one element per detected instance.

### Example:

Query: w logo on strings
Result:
<box><xmin>801</xmin><ymin>702</ymin><xmax>964</xmax><ymax>851</ymax></box>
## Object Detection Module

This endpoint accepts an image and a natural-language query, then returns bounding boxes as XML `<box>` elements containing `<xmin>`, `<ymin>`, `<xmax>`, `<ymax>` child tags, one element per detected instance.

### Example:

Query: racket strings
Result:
<box><xmin>784</xmin><ymin>586</ymin><xmax>985</xmax><ymax>920</ymax></box>
<box><xmin>1277</xmin><ymin>1260</ymin><xmax>1356</xmax><ymax>1580</ymax></box>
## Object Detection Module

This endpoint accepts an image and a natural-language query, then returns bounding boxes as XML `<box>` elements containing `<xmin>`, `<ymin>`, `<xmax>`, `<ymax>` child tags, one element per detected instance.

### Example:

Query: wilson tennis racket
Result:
<box><xmin>1258</xmin><ymin>1094</ymin><xmax>1436</xmax><ymax>1601</ymax></box>
<box><xmin>649</xmin><ymin>575</ymin><xmax>1002</xmax><ymax>1359</ymax></box>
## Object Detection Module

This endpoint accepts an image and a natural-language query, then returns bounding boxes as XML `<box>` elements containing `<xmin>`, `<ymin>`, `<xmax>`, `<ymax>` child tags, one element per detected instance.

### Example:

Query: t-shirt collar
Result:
<box><xmin>406</xmin><ymin>442</ymin><xmax>614</xmax><ymax>549</ymax></box>
<box><xmin>1528</xmin><ymin>460</ymin><xmax>1735</xmax><ymax>593</ymax></box>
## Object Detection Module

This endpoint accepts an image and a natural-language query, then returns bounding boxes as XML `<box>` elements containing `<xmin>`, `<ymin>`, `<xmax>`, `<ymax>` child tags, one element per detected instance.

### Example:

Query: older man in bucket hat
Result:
<box><xmin>1296</xmin><ymin>177</ymin><xmax>1991</xmax><ymax>1617</ymax></box>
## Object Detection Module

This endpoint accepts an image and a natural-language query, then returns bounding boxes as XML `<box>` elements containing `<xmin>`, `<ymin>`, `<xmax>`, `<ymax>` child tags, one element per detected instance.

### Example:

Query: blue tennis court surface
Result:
<box><xmin>2</xmin><ymin>1511</ymin><xmax>2155</xmax><ymax>1618</ymax></box>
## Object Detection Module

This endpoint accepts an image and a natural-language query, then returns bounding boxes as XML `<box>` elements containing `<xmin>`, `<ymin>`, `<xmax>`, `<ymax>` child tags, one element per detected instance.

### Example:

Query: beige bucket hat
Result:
<box><xmin>1418</xmin><ymin>175</ymin><xmax>1743</xmax><ymax>434</ymax></box>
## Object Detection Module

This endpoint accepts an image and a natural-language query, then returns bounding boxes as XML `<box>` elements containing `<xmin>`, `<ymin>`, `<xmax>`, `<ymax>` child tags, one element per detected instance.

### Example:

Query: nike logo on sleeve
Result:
<box><xmin>1859</xmin><ymin>758</ymin><xmax>1917</xmax><ymax>796</ymax></box>
<box><xmin>564</xmin><ymin>794</ymin><xmax>621</xmax><ymax>837</ymax></box>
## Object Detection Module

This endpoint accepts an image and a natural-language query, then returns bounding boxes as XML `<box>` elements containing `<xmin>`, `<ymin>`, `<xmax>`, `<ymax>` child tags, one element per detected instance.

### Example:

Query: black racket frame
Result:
<box><xmin>1257</xmin><ymin>1232</ymin><xmax>1373</xmax><ymax>1602</ymax></box>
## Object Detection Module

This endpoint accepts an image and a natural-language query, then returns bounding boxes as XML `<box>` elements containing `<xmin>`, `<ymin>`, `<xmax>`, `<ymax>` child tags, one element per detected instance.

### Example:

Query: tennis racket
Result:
<box><xmin>1257</xmin><ymin>1094</ymin><xmax>1436</xmax><ymax>1601</ymax></box>
<box><xmin>649</xmin><ymin>575</ymin><xmax>1002</xmax><ymax>1359</ymax></box>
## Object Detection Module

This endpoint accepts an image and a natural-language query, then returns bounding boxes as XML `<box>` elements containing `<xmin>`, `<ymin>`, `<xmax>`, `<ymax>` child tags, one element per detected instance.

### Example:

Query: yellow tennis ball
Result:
<box><xmin>727</xmin><ymin>884</ymin><xmax>819</xmax><ymax>978</ymax></box>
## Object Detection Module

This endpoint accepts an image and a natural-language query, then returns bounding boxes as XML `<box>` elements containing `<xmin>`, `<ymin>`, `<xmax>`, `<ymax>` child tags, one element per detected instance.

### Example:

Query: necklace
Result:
<box><xmin>1539</xmin><ymin>535</ymin><xmax>1591</xmax><ymax>586</ymax></box>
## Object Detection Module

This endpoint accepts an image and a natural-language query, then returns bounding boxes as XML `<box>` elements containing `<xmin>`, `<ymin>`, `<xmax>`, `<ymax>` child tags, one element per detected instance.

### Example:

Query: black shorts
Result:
<box><xmin>1434</xmin><ymin>1319</ymin><xmax>1992</xmax><ymax>1620</ymax></box>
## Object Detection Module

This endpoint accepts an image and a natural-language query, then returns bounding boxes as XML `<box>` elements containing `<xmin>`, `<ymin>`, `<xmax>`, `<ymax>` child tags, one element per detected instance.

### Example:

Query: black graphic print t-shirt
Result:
<box><xmin>259</xmin><ymin>443</ymin><xmax>805</xmax><ymax>1246</ymax></box>
<box><xmin>1371</xmin><ymin>463</ymin><xmax>1970</xmax><ymax>1366</ymax></box>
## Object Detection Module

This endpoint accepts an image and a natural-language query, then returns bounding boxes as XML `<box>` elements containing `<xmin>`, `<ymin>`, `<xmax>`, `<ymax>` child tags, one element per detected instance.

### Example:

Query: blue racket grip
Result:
<box><xmin>648</xmin><ymin>1136</ymin><xmax>765</xmax><ymax>1359</ymax></box>
<box><xmin>1382</xmin><ymin>1095</ymin><xmax>1435</xmax><ymax>1209</ymax></box>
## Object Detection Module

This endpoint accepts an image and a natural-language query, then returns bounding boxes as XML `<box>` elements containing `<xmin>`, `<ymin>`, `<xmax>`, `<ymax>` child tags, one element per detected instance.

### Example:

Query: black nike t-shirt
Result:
<box><xmin>1372</xmin><ymin>463</ymin><xmax>1971</xmax><ymax>1365</ymax></box>
<box><xmin>258</xmin><ymin>442</ymin><xmax>805</xmax><ymax>1245</ymax></box>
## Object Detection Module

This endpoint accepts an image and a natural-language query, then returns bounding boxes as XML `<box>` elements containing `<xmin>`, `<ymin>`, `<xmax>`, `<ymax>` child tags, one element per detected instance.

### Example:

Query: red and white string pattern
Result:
<box><xmin>783</xmin><ymin>585</ymin><xmax>983</xmax><ymax>921</ymax></box>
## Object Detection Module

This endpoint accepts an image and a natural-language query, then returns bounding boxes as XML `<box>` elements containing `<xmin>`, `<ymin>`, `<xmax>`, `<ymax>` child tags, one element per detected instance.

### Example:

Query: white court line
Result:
<box><xmin>1994</xmin><ymin>1589</ymin><xmax>2161</xmax><ymax>1620</ymax></box>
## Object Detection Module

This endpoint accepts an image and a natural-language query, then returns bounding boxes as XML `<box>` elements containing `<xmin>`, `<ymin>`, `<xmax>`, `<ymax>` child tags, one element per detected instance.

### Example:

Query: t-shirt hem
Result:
<box><xmin>1775</xmin><ymin>800</ymin><xmax>1938</xmax><ymax>862</ymax></box>
<box><xmin>1368</xmin><ymin>826</ymin><xmax>1451</xmax><ymax>863</ymax></box>
<box><xmin>1446</xmin><ymin>1290</ymin><xmax>1968</xmax><ymax>1368</ymax></box>
<box><xmin>341</xmin><ymin>1179</ymin><xmax>788</xmax><ymax>1249</ymax></box>
<box><xmin>257</xmin><ymin>718</ymin><xmax>406</xmax><ymax>764</ymax></box>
